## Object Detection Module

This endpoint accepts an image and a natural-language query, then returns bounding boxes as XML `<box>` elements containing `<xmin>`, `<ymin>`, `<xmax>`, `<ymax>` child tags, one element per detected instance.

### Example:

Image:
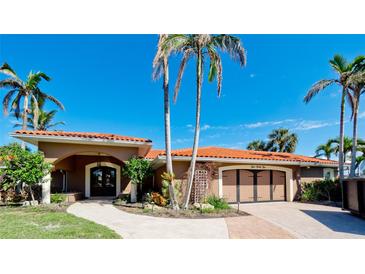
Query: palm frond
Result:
<box><xmin>207</xmin><ymin>47</ymin><xmax>223</xmax><ymax>97</ymax></box>
<box><xmin>37</xmin><ymin>91</ymin><xmax>65</xmax><ymax>110</ymax></box>
<box><xmin>161</xmin><ymin>34</ymin><xmax>191</xmax><ymax>54</ymax></box>
<box><xmin>0</xmin><ymin>79</ymin><xmax>23</xmax><ymax>89</ymax></box>
<box><xmin>2</xmin><ymin>89</ymin><xmax>17</xmax><ymax>115</ymax></box>
<box><xmin>349</xmin><ymin>55</ymin><xmax>365</xmax><ymax>72</ymax></box>
<box><xmin>173</xmin><ymin>49</ymin><xmax>193</xmax><ymax>103</ymax></box>
<box><xmin>213</xmin><ymin>35</ymin><xmax>246</xmax><ymax>66</ymax></box>
<box><xmin>304</xmin><ymin>79</ymin><xmax>335</xmax><ymax>103</ymax></box>
<box><xmin>152</xmin><ymin>34</ymin><xmax>168</xmax><ymax>81</ymax></box>
<box><xmin>0</xmin><ymin>63</ymin><xmax>19</xmax><ymax>79</ymax></box>
<box><xmin>330</xmin><ymin>54</ymin><xmax>349</xmax><ymax>73</ymax></box>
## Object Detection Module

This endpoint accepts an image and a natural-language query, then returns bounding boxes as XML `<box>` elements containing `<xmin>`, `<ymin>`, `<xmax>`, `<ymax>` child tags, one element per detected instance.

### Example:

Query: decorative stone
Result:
<box><xmin>22</xmin><ymin>200</ymin><xmax>39</xmax><ymax>206</ymax></box>
<box><xmin>193</xmin><ymin>202</ymin><xmax>214</xmax><ymax>210</ymax></box>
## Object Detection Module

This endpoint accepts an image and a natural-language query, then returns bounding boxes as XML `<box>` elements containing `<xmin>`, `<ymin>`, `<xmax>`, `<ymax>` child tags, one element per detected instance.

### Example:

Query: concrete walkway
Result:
<box><xmin>67</xmin><ymin>201</ymin><xmax>229</xmax><ymax>239</ymax></box>
<box><xmin>238</xmin><ymin>202</ymin><xmax>365</xmax><ymax>239</ymax></box>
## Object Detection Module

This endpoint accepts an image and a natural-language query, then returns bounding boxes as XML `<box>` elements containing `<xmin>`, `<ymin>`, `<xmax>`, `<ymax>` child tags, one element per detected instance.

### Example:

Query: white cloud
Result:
<box><xmin>293</xmin><ymin>120</ymin><xmax>339</xmax><ymax>131</ymax></box>
<box><xmin>359</xmin><ymin>112</ymin><xmax>365</xmax><ymax>119</ymax></box>
<box><xmin>173</xmin><ymin>138</ymin><xmax>192</xmax><ymax>144</ymax></box>
<box><xmin>243</xmin><ymin>119</ymin><xmax>295</xmax><ymax>129</ymax></box>
<box><xmin>201</xmin><ymin>124</ymin><xmax>211</xmax><ymax>131</ymax></box>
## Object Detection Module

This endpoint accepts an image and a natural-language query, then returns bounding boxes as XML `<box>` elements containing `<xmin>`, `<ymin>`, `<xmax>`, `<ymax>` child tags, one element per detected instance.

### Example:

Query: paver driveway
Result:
<box><xmin>67</xmin><ymin>200</ymin><xmax>229</xmax><ymax>239</ymax></box>
<box><xmin>238</xmin><ymin>202</ymin><xmax>365</xmax><ymax>239</ymax></box>
<box><xmin>67</xmin><ymin>200</ymin><xmax>294</xmax><ymax>239</ymax></box>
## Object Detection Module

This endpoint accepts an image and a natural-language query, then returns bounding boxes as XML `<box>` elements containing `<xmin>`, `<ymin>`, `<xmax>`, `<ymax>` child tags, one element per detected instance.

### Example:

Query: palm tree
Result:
<box><xmin>314</xmin><ymin>140</ymin><xmax>335</xmax><ymax>160</ymax></box>
<box><xmin>14</xmin><ymin>109</ymin><xmax>65</xmax><ymax>130</ymax></box>
<box><xmin>162</xmin><ymin>35</ymin><xmax>246</xmax><ymax>209</ymax></box>
<box><xmin>329</xmin><ymin>136</ymin><xmax>365</xmax><ymax>163</ymax></box>
<box><xmin>247</xmin><ymin>140</ymin><xmax>267</xmax><ymax>151</ymax></box>
<box><xmin>0</xmin><ymin>63</ymin><xmax>64</xmax><ymax>130</ymax></box>
<box><xmin>346</xmin><ymin>69</ymin><xmax>365</xmax><ymax>176</ymax></box>
<box><xmin>152</xmin><ymin>35</ymin><xmax>179</xmax><ymax>209</ymax></box>
<box><xmin>304</xmin><ymin>55</ymin><xmax>365</xmax><ymax>179</ymax></box>
<box><xmin>266</xmin><ymin>128</ymin><xmax>298</xmax><ymax>153</ymax></box>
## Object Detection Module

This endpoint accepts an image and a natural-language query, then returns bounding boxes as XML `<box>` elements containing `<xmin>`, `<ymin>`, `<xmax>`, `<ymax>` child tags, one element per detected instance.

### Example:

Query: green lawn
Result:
<box><xmin>0</xmin><ymin>205</ymin><xmax>121</xmax><ymax>239</ymax></box>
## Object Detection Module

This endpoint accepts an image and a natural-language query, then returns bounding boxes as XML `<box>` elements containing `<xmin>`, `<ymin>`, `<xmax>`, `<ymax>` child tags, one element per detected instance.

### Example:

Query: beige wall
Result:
<box><xmin>51</xmin><ymin>155</ymin><xmax>131</xmax><ymax>196</ymax></box>
<box><xmin>39</xmin><ymin>142</ymin><xmax>139</xmax><ymax>163</ymax></box>
<box><xmin>153</xmin><ymin>161</ymin><xmax>333</xmax><ymax>201</ymax></box>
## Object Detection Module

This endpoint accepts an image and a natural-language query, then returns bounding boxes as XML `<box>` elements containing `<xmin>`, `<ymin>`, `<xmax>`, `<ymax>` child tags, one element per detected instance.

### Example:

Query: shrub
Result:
<box><xmin>301</xmin><ymin>179</ymin><xmax>341</xmax><ymax>202</ymax></box>
<box><xmin>122</xmin><ymin>157</ymin><xmax>153</xmax><ymax>201</ymax></box>
<box><xmin>149</xmin><ymin>192</ymin><xmax>168</xmax><ymax>207</ymax></box>
<box><xmin>51</xmin><ymin>193</ymin><xmax>66</xmax><ymax>204</ymax></box>
<box><xmin>0</xmin><ymin>143</ymin><xmax>52</xmax><ymax>203</ymax></box>
<box><xmin>161</xmin><ymin>177</ymin><xmax>182</xmax><ymax>202</ymax></box>
<box><xmin>207</xmin><ymin>195</ymin><xmax>230</xmax><ymax>210</ymax></box>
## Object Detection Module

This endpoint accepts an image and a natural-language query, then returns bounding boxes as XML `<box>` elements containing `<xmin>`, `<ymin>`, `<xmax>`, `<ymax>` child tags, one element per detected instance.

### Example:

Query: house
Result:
<box><xmin>11</xmin><ymin>130</ymin><xmax>338</xmax><ymax>204</ymax></box>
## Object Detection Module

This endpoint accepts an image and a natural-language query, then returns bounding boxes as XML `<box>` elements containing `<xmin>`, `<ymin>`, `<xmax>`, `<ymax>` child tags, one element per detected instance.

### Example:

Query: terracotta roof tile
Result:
<box><xmin>13</xmin><ymin>130</ymin><xmax>152</xmax><ymax>143</ymax></box>
<box><xmin>147</xmin><ymin>146</ymin><xmax>337</xmax><ymax>165</ymax></box>
<box><xmin>145</xmin><ymin>149</ymin><xmax>165</xmax><ymax>159</ymax></box>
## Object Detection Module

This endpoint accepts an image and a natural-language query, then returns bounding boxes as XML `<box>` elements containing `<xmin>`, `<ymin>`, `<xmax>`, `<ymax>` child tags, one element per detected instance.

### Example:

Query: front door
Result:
<box><xmin>90</xmin><ymin>166</ymin><xmax>116</xmax><ymax>196</ymax></box>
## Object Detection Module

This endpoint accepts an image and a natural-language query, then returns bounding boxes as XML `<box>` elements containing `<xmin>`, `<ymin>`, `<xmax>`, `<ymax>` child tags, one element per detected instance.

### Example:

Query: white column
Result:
<box><xmin>130</xmin><ymin>183</ymin><xmax>137</xmax><ymax>202</ymax></box>
<box><xmin>42</xmin><ymin>173</ymin><xmax>51</xmax><ymax>204</ymax></box>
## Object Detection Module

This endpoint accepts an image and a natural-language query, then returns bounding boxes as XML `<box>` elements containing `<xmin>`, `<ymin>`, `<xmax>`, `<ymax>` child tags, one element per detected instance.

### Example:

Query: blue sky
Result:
<box><xmin>0</xmin><ymin>34</ymin><xmax>364</xmax><ymax>156</ymax></box>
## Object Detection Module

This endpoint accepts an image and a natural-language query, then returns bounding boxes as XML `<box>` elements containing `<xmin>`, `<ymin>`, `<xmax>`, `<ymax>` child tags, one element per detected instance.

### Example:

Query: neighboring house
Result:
<box><xmin>11</xmin><ymin>130</ymin><xmax>338</xmax><ymax>204</ymax></box>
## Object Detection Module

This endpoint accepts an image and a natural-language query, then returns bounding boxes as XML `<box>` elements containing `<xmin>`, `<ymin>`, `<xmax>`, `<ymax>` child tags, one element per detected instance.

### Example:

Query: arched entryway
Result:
<box><xmin>85</xmin><ymin>162</ymin><xmax>121</xmax><ymax>198</ymax></box>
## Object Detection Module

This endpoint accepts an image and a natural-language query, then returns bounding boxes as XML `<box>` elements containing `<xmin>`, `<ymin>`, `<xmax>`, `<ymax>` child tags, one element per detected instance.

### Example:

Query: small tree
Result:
<box><xmin>122</xmin><ymin>157</ymin><xmax>152</xmax><ymax>202</ymax></box>
<box><xmin>0</xmin><ymin>143</ymin><xmax>51</xmax><ymax>203</ymax></box>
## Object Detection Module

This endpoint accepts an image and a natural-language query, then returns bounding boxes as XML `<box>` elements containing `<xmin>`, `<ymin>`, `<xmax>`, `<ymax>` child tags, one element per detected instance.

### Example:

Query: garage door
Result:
<box><xmin>222</xmin><ymin>169</ymin><xmax>286</xmax><ymax>203</ymax></box>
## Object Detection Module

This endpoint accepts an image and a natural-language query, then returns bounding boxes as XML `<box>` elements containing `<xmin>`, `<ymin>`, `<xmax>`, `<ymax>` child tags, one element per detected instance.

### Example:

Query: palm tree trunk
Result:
<box><xmin>338</xmin><ymin>88</ymin><xmax>346</xmax><ymax>179</ymax></box>
<box><xmin>182</xmin><ymin>48</ymin><xmax>203</xmax><ymax>209</ymax></box>
<box><xmin>350</xmin><ymin>97</ymin><xmax>359</xmax><ymax>177</ymax></box>
<box><xmin>21</xmin><ymin>94</ymin><xmax>29</xmax><ymax>149</ymax></box>
<box><xmin>163</xmin><ymin>56</ymin><xmax>179</xmax><ymax>210</ymax></box>
<box><xmin>22</xmin><ymin>94</ymin><xmax>29</xmax><ymax>130</ymax></box>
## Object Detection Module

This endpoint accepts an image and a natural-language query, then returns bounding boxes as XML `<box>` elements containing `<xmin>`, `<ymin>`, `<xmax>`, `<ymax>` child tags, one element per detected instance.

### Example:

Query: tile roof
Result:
<box><xmin>145</xmin><ymin>149</ymin><xmax>165</xmax><ymax>159</ymax></box>
<box><xmin>13</xmin><ymin>130</ymin><xmax>152</xmax><ymax>143</ymax></box>
<box><xmin>146</xmin><ymin>146</ymin><xmax>337</xmax><ymax>165</ymax></box>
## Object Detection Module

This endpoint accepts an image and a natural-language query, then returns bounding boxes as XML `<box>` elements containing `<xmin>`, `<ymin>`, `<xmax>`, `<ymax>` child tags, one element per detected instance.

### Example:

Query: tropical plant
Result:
<box><xmin>161</xmin><ymin>172</ymin><xmax>182</xmax><ymax>203</ymax></box>
<box><xmin>346</xmin><ymin>70</ymin><xmax>365</xmax><ymax>176</ymax></box>
<box><xmin>300</xmin><ymin>179</ymin><xmax>341</xmax><ymax>202</ymax></box>
<box><xmin>266</xmin><ymin>128</ymin><xmax>298</xmax><ymax>153</ymax></box>
<box><xmin>122</xmin><ymin>157</ymin><xmax>153</xmax><ymax>202</ymax></box>
<box><xmin>152</xmin><ymin>35</ymin><xmax>179</xmax><ymax>209</ymax></box>
<box><xmin>0</xmin><ymin>63</ymin><xmax>64</xmax><ymax>130</ymax></box>
<box><xmin>162</xmin><ymin>34</ymin><xmax>246</xmax><ymax>209</ymax></box>
<box><xmin>304</xmin><ymin>55</ymin><xmax>365</xmax><ymax>179</ymax></box>
<box><xmin>14</xmin><ymin>108</ymin><xmax>65</xmax><ymax>130</ymax></box>
<box><xmin>0</xmin><ymin>143</ymin><xmax>52</xmax><ymax>203</ymax></box>
<box><xmin>51</xmin><ymin>193</ymin><xmax>66</xmax><ymax>204</ymax></box>
<box><xmin>314</xmin><ymin>139</ymin><xmax>335</xmax><ymax>160</ymax></box>
<box><xmin>206</xmin><ymin>195</ymin><xmax>230</xmax><ymax>210</ymax></box>
<box><xmin>246</xmin><ymin>139</ymin><xmax>267</xmax><ymax>151</ymax></box>
<box><xmin>328</xmin><ymin>136</ymin><xmax>365</xmax><ymax>162</ymax></box>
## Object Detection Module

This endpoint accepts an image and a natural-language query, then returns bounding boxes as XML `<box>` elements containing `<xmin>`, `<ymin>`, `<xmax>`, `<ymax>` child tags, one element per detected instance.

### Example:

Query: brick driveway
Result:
<box><xmin>237</xmin><ymin>202</ymin><xmax>365</xmax><ymax>239</ymax></box>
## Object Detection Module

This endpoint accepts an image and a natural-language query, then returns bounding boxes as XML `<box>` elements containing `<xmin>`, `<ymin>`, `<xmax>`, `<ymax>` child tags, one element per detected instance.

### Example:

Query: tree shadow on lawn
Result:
<box><xmin>301</xmin><ymin>209</ymin><xmax>365</xmax><ymax>236</ymax></box>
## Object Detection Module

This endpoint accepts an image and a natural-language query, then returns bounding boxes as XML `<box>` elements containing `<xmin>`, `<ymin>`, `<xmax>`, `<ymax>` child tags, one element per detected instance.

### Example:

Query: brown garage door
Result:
<box><xmin>222</xmin><ymin>169</ymin><xmax>286</xmax><ymax>203</ymax></box>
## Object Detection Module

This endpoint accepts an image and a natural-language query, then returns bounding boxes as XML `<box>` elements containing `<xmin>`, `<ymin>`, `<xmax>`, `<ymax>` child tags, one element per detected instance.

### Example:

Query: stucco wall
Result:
<box><xmin>39</xmin><ymin>142</ymin><xmax>139</xmax><ymax>163</ymax></box>
<box><xmin>51</xmin><ymin>155</ymin><xmax>131</xmax><ymax>195</ymax></box>
<box><xmin>153</xmin><ymin>161</ymin><xmax>332</xmax><ymax>201</ymax></box>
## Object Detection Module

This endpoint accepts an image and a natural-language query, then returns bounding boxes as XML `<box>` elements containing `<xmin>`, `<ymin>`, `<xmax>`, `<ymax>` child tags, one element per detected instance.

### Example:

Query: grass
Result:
<box><xmin>0</xmin><ymin>205</ymin><xmax>121</xmax><ymax>239</ymax></box>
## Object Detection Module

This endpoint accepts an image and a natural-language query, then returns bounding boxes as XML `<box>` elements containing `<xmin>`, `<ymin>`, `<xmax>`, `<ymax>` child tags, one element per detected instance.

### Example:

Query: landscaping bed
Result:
<box><xmin>0</xmin><ymin>205</ymin><xmax>121</xmax><ymax>239</ymax></box>
<box><xmin>114</xmin><ymin>202</ymin><xmax>249</xmax><ymax>218</ymax></box>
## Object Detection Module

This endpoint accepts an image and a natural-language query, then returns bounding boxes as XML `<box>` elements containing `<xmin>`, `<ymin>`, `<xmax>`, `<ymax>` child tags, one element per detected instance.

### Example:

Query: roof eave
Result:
<box><xmin>10</xmin><ymin>133</ymin><xmax>152</xmax><ymax>148</ymax></box>
<box><xmin>156</xmin><ymin>155</ymin><xmax>338</xmax><ymax>168</ymax></box>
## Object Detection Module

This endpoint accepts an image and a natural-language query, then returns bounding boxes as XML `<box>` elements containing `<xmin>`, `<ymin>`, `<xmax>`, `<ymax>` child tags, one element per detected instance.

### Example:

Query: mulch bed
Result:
<box><xmin>114</xmin><ymin>204</ymin><xmax>249</xmax><ymax>219</ymax></box>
